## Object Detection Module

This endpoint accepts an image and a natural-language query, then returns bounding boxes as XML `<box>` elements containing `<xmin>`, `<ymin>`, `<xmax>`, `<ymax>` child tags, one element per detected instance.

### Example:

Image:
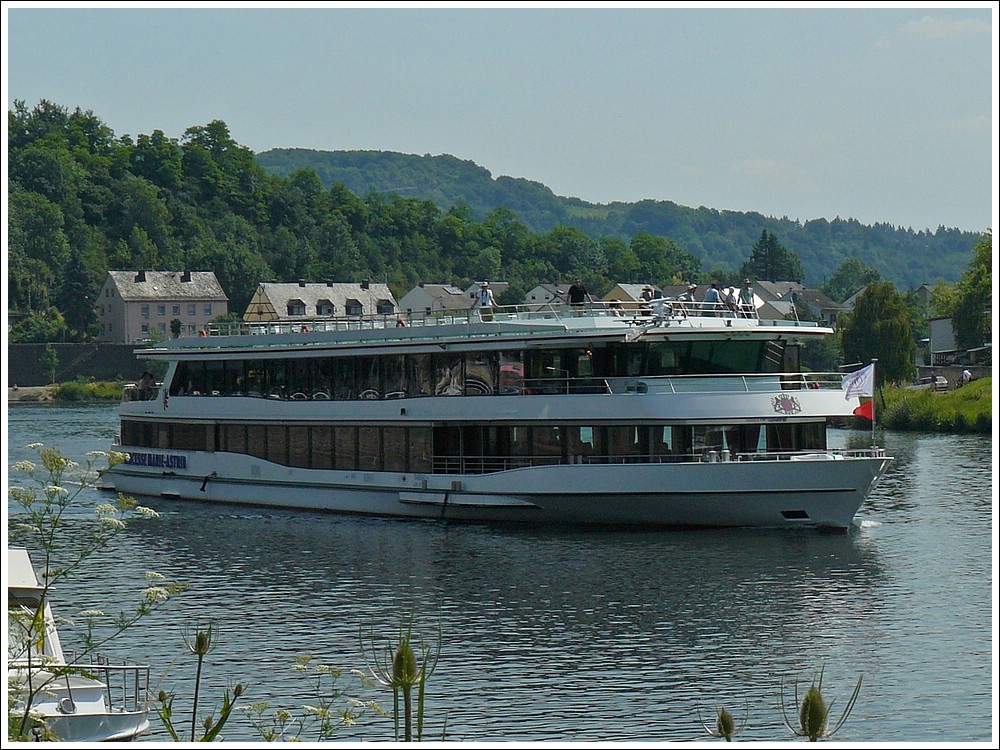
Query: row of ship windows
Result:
<box><xmin>168</xmin><ymin>340</ymin><xmax>790</xmax><ymax>400</ymax></box>
<box><xmin>121</xmin><ymin>420</ymin><xmax>826</xmax><ymax>474</ymax></box>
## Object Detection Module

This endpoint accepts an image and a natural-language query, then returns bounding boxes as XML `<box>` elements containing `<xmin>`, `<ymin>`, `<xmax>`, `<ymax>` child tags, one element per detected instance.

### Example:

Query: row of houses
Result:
<box><xmin>95</xmin><ymin>270</ymin><xmax>933</xmax><ymax>349</ymax></box>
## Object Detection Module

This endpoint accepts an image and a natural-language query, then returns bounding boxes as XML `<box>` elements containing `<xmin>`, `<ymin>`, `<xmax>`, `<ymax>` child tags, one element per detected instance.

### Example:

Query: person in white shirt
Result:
<box><xmin>475</xmin><ymin>281</ymin><xmax>496</xmax><ymax>320</ymax></box>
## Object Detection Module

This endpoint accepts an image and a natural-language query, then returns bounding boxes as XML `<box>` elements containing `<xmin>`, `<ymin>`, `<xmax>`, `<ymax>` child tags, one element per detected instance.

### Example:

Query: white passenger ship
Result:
<box><xmin>102</xmin><ymin>298</ymin><xmax>890</xmax><ymax>530</ymax></box>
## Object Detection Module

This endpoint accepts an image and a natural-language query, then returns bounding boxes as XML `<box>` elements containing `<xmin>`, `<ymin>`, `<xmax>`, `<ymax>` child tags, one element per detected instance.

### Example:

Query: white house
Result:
<box><xmin>523</xmin><ymin>283</ymin><xmax>571</xmax><ymax>310</ymax></box>
<box><xmin>397</xmin><ymin>283</ymin><xmax>474</xmax><ymax>315</ymax></box>
<box><xmin>96</xmin><ymin>270</ymin><xmax>229</xmax><ymax>343</ymax></box>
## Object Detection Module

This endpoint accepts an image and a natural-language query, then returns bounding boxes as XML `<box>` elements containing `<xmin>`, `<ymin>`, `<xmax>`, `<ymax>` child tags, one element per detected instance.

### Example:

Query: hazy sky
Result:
<box><xmin>4</xmin><ymin>3</ymin><xmax>997</xmax><ymax>233</ymax></box>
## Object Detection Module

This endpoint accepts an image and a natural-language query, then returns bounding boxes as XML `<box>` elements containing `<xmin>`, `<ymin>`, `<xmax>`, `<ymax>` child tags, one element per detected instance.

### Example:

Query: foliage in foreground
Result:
<box><xmin>7</xmin><ymin>445</ymin><xmax>180</xmax><ymax>741</ymax></box>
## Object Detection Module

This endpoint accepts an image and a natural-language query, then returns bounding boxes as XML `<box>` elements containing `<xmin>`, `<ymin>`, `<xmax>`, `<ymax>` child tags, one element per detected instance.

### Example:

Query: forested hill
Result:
<box><xmin>257</xmin><ymin>147</ymin><xmax>976</xmax><ymax>289</ymax></box>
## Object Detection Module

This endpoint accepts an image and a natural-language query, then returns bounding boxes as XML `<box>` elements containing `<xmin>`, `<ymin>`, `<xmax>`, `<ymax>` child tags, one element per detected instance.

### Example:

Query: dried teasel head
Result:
<box><xmin>799</xmin><ymin>684</ymin><xmax>829</xmax><ymax>741</ymax></box>
<box><xmin>716</xmin><ymin>707</ymin><xmax>736</xmax><ymax>741</ymax></box>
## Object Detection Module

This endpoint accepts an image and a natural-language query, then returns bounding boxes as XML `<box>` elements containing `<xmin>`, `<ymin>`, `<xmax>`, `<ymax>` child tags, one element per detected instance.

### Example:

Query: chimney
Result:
<box><xmin>361</xmin><ymin>280</ymin><xmax>370</xmax><ymax>290</ymax></box>
<box><xmin>134</xmin><ymin>271</ymin><xmax>146</xmax><ymax>283</ymax></box>
<box><xmin>299</xmin><ymin>280</ymin><xmax>306</xmax><ymax>287</ymax></box>
<box><xmin>181</xmin><ymin>270</ymin><xmax>192</xmax><ymax>282</ymax></box>
<box><xmin>327</xmin><ymin>281</ymin><xmax>334</xmax><ymax>287</ymax></box>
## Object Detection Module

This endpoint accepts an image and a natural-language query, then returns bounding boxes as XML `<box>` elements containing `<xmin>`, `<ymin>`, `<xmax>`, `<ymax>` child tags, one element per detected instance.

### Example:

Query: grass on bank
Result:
<box><xmin>51</xmin><ymin>378</ymin><xmax>126</xmax><ymax>402</ymax></box>
<box><xmin>877</xmin><ymin>377</ymin><xmax>992</xmax><ymax>434</ymax></box>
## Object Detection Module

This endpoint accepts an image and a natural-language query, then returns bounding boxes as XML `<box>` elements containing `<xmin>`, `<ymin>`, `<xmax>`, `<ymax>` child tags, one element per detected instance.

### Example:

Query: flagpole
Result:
<box><xmin>870</xmin><ymin>358</ymin><xmax>878</xmax><ymax>450</ymax></box>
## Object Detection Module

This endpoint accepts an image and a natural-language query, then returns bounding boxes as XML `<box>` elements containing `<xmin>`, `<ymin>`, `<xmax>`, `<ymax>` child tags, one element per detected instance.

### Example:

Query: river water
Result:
<box><xmin>5</xmin><ymin>404</ymin><xmax>994</xmax><ymax>743</ymax></box>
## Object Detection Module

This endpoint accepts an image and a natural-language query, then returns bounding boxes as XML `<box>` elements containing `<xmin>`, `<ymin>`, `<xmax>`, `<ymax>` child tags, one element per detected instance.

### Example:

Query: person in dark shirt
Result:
<box><xmin>568</xmin><ymin>279</ymin><xmax>593</xmax><ymax>305</ymax></box>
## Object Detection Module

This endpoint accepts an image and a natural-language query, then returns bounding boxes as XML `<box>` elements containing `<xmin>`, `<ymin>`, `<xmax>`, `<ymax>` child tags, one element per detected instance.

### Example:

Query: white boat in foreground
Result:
<box><xmin>102</xmin><ymin>299</ymin><xmax>891</xmax><ymax>530</ymax></box>
<box><xmin>7</xmin><ymin>548</ymin><xmax>151</xmax><ymax>742</ymax></box>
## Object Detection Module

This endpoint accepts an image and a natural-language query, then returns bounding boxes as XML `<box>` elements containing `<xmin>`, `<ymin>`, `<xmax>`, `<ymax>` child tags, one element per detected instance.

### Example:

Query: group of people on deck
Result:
<box><xmin>472</xmin><ymin>278</ymin><xmax>758</xmax><ymax>319</ymax></box>
<box><xmin>648</xmin><ymin>278</ymin><xmax>757</xmax><ymax>318</ymax></box>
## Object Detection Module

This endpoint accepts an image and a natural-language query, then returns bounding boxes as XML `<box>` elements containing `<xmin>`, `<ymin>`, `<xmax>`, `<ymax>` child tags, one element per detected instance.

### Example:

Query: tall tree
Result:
<box><xmin>951</xmin><ymin>231</ymin><xmax>992</xmax><ymax>351</ymax></box>
<box><xmin>741</xmin><ymin>230</ymin><xmax>804</xmax><ymax>282</ymax></box>
<box><xmin>59</xmin><ymin>249</ymin><xmax>99</xmax><ymax>340</ymax></box>
<box><xmin>841</xmin><ymin>281</ymin><xmax>915</xmax><ymax>386</ymax></box>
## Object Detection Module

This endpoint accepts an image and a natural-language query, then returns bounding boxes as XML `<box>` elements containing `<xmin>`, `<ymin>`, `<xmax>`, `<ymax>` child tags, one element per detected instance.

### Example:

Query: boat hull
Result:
<box><xmin>103</xmin><ymin>447</ymin><xmax>890</xmax><ymax>530</ymax></box>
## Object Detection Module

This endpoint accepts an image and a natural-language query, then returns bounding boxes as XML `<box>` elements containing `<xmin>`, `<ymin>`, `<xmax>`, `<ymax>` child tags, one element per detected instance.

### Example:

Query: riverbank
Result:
<box><xmin>8</xmin><ymin>385</ymin><xmax>56</xmax><ymax>403</ymax></box>
<box><xmin>877</xmin><ymin>377</ymin><xmax>992</xmax><ymax>434</ymax></box>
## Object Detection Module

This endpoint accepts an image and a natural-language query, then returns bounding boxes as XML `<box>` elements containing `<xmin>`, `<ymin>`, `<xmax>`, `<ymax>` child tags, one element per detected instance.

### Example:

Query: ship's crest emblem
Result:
<box><xmin>771</xmin><ymin>394</ymin><xmax>801</xmax><ymax>414</ymax></box>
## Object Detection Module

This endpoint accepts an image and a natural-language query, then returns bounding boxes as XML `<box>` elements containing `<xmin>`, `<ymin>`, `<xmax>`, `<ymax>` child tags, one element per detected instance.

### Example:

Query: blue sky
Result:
<box><xmin>4</xmin><ymin>3</ymin><xmax>996</xmax><ymax>233</ymax></box>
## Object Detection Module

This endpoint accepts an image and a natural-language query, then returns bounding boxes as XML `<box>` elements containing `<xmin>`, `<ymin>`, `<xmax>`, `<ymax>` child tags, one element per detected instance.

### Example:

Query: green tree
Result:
<box><xmin>820</xmin><ymin>257</ymin><xmax>880</xmax><ymax>303</ymax></box>
<box><xmin>951</xmin><ymin>231</ymin><xmax>992</xmax><ymax>351</ymax></box>
<box><xmin>59</xmin><ymin>249</ymin><xmax>99</xmax><ymax>340</ymax></box>
<box><xmin>42</xmin><ymin>344</ymin><xmax>59</xmax><ymax>383</ymax></box>
<box><xmin>741</xmin><ymin>230</ymin><xmax>804</xmax><ymax>282</ymax></box>
<box><xmin>841</xmin><ymin>281</ymin><xmax>915</xmax><ymax>386</ymax></box>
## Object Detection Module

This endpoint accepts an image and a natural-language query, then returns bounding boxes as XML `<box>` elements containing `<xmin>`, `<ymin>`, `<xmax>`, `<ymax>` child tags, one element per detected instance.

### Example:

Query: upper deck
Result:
<box><xmin>138</xmin><ymin>299</ymin><xmax>830</xmax><ymax>358</ymax></box>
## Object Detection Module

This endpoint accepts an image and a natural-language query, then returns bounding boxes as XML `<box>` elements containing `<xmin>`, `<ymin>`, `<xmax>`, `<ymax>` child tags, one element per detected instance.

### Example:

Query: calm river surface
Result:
<box><xmin>5</xmin><ymin>404</ymin><xmax>994</xmax><ymax>743</ymax></box>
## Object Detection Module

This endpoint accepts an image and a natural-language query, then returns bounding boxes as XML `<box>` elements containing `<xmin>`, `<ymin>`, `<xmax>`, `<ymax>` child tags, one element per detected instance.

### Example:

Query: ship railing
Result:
<box><xmin>198</xmin><ymin>299</ymin><xmax>773</xmax><ymax>338</ymax></box>
<box><xmin>23</xmin><ymin>653</ymin><xmax>151</xmax><ymax>713</ymax></box>
<box><xmin>608</xmin><ymin>372</ymin><xmax>847</xmax><ymax>394</ymax></box>
<box><xmin>433</xmin><ymin>446</ymin><xmax>886</xmax><ymax>473</ymax></box>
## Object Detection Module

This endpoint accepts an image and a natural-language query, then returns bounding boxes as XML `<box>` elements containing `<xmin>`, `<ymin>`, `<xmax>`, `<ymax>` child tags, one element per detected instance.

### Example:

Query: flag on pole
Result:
<box><xmin>842</xmin><ymin>363</ymin><xmax>875</xmax><ymax>400</ymax></box>
<box><xmin>853</xmin><ymin>399</ymin><xmax>874</xmax><ymax>420</ymax></box>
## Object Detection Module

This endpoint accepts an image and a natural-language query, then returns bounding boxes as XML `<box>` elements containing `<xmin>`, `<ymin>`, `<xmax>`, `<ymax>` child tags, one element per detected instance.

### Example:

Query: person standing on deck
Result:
<box><xmin>475</xmin><ymin>281</ymin><xmax>496</xmax><ymax>321</ymax></box>
<box><xmin>702</xmin><ymin>283</ymin><xmax>722</xmax><ymax>316</ymax></box>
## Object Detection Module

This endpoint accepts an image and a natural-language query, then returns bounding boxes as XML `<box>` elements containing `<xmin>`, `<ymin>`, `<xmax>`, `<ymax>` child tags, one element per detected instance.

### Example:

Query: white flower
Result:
<box><xmin>25</xmin><ymin>442</ymin><xmax>43</xmax><ymax>450</ymax></box>
<box><xmin>95</xmin><ymin>503</ymin><xmax>118</xmax><ymax>516</ymax></box>
<box><xmin>145</xmin><ymin>571</ymin><xmax>165</xmax><ymax>580</ymax></box>
<box><xmin>78</xmin><ymin>609</ymin><xmax>106</xmax><ymax>618</ymax></box>
<box><xmin>44</xmin><ymin>485</ymin><xmax>70</xmax><ymax>497</ymax></box>
<box><xmin>11</xmin><ymin>461</ymin><xmax>36</xmax><ymax>473</ymax></box>
<box><xmin>134</xmin><ymin>505</ymin><xmax>160</xmax><ymax>518</ymax></box>
<box><xmin>143</xmin><ymin>586</ymin><xmax>170</xmax><ymax>603</ymax></box>
<box><xmin>99</xmin><ymin>517</ymin><xmax>127</xmax><ymax>530</ymax></box>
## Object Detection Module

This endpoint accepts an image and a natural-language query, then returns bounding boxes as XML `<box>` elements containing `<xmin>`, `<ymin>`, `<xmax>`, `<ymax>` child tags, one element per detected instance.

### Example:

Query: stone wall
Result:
<box><xmin>7</xmin><ymin>344</ymin><xmax>151</xmax><ymax>387</ymax></box>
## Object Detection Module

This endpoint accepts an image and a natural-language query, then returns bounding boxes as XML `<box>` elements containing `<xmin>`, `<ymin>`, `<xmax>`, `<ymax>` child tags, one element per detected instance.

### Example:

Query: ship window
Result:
<box><xmin>267</xmin><ymin>425</ymin><xmax>289</xmax><ymax>464</ymax></box>
<box><xmin>410</xmin><ymin>354</ymin><xmax>436</xmax><ymax>396</ymax></box>
<box><xmin>532</xmin><ymin>425</ymin><xmax>562</xmax><ymax>464</ymax></box>
<box><xmin>358</xmin><ymin>427</ymin><xmax>382</xmax><ymax>470</ymax></box>
<box><xmin>434</xmin><ymin>354</ymin><xmax>464</xmax><ymax>396</ymax></box>
<box><xmin>289</xmin><ymin>426</ymin><xmax>311</xmax><ymax>468</ymax></box>
<box><xmin>408</xmin><ymin>427</ymin><xmax>432</xmax><ymax>472</ymax></box>
<box><xmin>383</xmin><ymin>355</ymin><xmax>406</xmax><ymax>398</ymax></box>
<box><xmin>345</xmin><ymin>298</ymin><xmax>363</xmax><ymax>316</ymax></box>
<box><xmin>316</xmin><ymin>299</ymin><xmax>335</xmax><ymax>316</ymax></box>
<box><xmin>224</xmin><ymin>424</ymin><xmax>248</xmax><ymax>454</ymax></box>
<box><xmin>357</xmin><ymin>356</ymin><xmax>380</xmax><ymax>399</ymax></box>
<box><xmin>263</xmin><ymin>360</ymin><xmax>288</xmax><ymax>398</ymax></box>
<box><xmin>465</xmin><ymin>352</ymin><xmax>496</xmax><ymax>395</ymax></box>
<box><xmin>173</xmin><ymin>423</ymin><xmax>207</xmax><ymax>451</ymax></box>
<box><xmin>331</xmin><ymin>358</ymin><xmax>355</xmax><ymax>399</ymax></box>
<box><xmin>288</xmin><ymin>358</ymin><xmax>315</xmax><ymax>397</ymax></box>
<box><xmin>333</xmin><ymin>426</ymin><xmax>357</xmax><ymax>470</ymax></box>
<box><xmin>383</xmin><ymin>427</ymin><xmax>408</xmax><ymax>472</ymax></box>
<box><xmin>376</xmin><ymin>299</ymin><xmax>395</xmax><ymax>316</ymax></box>
<box><xmin>287</xmin><ymin>299</ymin><xmax>306</xmax><ymax>317</ymax></box>
<box><xmin>498</xmin><ymin>351</ymin><xmax>524</xmax><ymax>395</ymax></box>
<box><xmin>312</xmin><ymin>426</ymin><xmax>333</xmax><ymax>470</ymax></box>
<box><xmin>247</xmin><ymin>425</ymin><xmax>268</xmax><ymax>459</ymax></box>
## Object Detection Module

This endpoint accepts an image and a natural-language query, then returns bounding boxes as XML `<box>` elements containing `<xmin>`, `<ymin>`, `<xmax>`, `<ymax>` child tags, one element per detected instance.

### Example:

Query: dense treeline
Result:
<box><xmin>257</xmin><ymin>148</ymin><xmax>980</xmax><ymax>289</ymax></box>
<box><xmin>9</xmin><ymin>100</ymin><xmax>709</xmax><ymax>342</ymax></box>
<box><xmin>7</xmin><ymin>100</ymin><xmax>981</xmax><ymax>346</ymax></box>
